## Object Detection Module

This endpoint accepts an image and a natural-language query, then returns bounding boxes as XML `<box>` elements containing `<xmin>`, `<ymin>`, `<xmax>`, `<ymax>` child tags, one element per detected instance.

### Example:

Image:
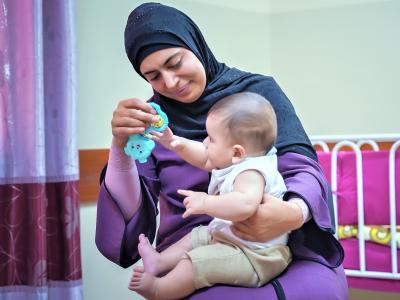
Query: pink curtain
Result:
<box><xmin>0</xmin><ymin>0</ymin><xmax>82</xmax><ymax>299</ymax></box>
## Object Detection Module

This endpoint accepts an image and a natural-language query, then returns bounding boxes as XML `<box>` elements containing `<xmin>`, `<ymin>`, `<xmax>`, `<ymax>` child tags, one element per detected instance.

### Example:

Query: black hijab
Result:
<box><xmin>125</xmin><ymin>2</ymin><xmax>316</xmax><ymax>160</ymax></box>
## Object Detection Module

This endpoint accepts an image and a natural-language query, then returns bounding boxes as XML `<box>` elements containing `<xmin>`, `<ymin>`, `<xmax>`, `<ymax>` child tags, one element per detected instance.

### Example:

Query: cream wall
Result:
<box><xmin>269</xmin><ymin>0</ymin><xmax>400</xmax><ymax>135</ymax></box>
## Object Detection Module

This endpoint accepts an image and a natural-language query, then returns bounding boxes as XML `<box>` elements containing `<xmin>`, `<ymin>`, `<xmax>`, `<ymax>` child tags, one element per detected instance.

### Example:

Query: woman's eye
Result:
<box><xmin>150</xmin><ymin>74</ymin><xmax>159</xmax><ymax>81</ymax></box>
<box><xmin>169</xmin><ymin>60</ymin><xmax>182</xmax><ymax>69</ymax></box>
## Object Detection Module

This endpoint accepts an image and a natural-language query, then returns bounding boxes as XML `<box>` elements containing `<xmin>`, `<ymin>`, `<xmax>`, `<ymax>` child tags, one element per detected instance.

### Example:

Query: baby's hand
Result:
<box><xmin>178</xmin><ymin>189</ymin><xmax>208</xmax><ymax>218</ymax></box>
<box><xmin>151</xmin><ymin>127</ymin><xmax>185</xmax><ymax>151</ymax></box>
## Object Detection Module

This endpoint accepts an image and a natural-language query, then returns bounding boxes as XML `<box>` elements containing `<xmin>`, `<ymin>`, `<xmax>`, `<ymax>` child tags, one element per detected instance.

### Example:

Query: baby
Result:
<box><xmin>129</xmin><ymin>92</ymin><xmax>292</xmax><ymax>300</ymax></box>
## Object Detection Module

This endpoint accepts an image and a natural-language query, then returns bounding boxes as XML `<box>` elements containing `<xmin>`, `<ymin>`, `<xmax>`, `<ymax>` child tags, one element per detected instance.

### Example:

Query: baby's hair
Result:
<box><xmin>208</xmin><ymin>92</ymin><xmax>277</xmax><ymax>153</ymax></box>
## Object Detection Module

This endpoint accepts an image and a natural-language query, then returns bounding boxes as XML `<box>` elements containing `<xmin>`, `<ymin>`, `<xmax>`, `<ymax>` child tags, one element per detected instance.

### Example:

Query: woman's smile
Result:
<box><xmin>175</xmin><ymin>82</ymin><xmax>191</xmax><ymax>98</ymax></box>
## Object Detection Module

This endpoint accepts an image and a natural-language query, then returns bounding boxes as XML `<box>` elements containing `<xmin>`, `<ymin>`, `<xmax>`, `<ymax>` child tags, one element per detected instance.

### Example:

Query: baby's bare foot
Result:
<box><xmin>129</xmin><ymin>266</ymin><xmax>159</xmax><ymax>300</ymax></box>
<box><xmin>138</xmin><ymin>233</ymin><xmax>162</xmax><ymax>276</ymax></box>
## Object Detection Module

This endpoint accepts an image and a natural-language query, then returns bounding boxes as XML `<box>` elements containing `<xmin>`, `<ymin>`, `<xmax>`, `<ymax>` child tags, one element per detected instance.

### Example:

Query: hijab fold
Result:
<box><xmin>125</xmin><ymin>2</ymin><xmax>316</xmax><ymax>160</ymax></box>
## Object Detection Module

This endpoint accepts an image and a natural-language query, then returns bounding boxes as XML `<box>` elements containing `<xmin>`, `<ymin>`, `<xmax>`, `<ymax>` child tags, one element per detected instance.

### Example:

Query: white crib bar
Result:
<box><xmin>345</xmin><ymin>270</ymin><xmax>400</xmax><ymax>280</ymax></box>
<box><xmin>331</xmin><ymin>141</ymin><xmax>366</xmax><ymax>272</ymax></box>
<box><xmin>389</xmin><ymin>141</ymin><xmax>400</xmax><ymax>274</ymax></box>
<box><xmin>311</xmin><ymin>141</ymin><xmax>330</xmax><ymax>152</ymax></box>
<box><xmin>310</xmin><ymin>134</ymin><xmax>400</xmax><ymax>280</ymax></box>
<box><xmin>330</xmin><ymin>148</ymin><xmax>339</xmax><ymax>239</ymax></box>
<box><xmin>356</xmin><ymin>140</ymin><xmax>379</xmax><ymax>151</ymax></box>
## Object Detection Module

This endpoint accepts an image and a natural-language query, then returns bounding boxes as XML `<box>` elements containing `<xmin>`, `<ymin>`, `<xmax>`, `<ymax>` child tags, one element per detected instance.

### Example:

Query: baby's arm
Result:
<box><xmin>180</xmin><ymin>170</ymin><xmax>265</xmax><ymax>221</ymax></box>
<box><xmin>152</xmin><ymin>127</ymin><xmax>213</xmax><ymax>171</ymax></box>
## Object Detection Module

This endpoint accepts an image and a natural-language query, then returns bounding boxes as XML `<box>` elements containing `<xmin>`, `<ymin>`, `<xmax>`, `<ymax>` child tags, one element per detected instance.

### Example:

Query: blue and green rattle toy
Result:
<box><xmin>124</xmin><ymin>102</ymin><xmax>169</xmax><ymax>163</ymax></box>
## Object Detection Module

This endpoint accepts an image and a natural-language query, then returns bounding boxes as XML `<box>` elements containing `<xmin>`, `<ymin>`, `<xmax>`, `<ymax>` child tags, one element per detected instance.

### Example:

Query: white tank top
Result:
<box><xmin>208</xmin><ymin>148</ymin><xmax>288</xmax><ymax>250</ymax></box>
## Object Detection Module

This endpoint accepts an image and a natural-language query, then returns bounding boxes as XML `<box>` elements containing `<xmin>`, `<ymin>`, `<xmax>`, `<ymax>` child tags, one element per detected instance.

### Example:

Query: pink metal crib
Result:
<box><xmin>311</xmin><ymin>134</ymin><xmax>400</xmax><ymax>293</ymax></box>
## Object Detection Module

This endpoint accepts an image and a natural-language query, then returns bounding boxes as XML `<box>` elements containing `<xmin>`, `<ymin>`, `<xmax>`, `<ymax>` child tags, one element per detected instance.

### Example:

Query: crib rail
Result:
<box><xmin>310</xmin><ymin>134</ymin><xmax>400</xmax><ymax>280</ymax></box>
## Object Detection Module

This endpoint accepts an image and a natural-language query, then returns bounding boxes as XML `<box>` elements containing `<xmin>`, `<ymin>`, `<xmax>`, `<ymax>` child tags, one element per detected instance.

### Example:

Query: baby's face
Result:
<box><xmin>203</xmin><ymin>114</ymin><xmax>234</xmax><ymax>169</ymax></box>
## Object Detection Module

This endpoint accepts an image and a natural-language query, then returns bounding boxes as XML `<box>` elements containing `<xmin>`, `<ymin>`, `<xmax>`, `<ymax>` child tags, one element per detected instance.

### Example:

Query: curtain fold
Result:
<box><xmin>0</xmin><ymin>0</ymin><xmax>82</xmax><ymax>299</ymax></box>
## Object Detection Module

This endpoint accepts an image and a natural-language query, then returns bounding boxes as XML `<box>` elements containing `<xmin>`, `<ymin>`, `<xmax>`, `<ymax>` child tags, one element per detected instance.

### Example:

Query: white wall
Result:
<box><xmin>269</xmin><ymin>0</ymin><xmax>400</xmax><ymax>135</ymax></box>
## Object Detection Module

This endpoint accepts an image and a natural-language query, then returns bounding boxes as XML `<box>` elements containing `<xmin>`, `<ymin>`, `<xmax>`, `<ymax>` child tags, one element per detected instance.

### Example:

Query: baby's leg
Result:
<box><xmin>138</xmin><ymin>233</ymin><xmax>192</xmax><ymax>276</ymax></box>
<box><xmin>129</xmin><ymin>258</ymin><xmax>196</xmax><ymax>300</ymax></box>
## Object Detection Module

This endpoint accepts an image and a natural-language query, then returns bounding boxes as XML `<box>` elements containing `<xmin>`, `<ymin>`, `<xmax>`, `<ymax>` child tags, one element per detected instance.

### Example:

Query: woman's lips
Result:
<box><xmin>176</xmin><ymin>83</ymin><xmax>190</xmax><ymax>97</ymax></box>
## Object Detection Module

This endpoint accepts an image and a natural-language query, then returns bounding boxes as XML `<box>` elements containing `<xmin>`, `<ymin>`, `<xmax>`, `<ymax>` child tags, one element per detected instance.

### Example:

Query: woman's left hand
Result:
<box><xmin>231</xmin><ymin>193</ymin><xmax>304</xmax><ymax>242</ymax></box>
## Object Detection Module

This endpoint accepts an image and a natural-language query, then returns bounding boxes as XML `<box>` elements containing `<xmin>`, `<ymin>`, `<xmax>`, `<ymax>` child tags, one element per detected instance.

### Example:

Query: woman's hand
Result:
<box><xmin>111</xmin><ymin>99</ymin><xmax>159</xmax><ymax>149</ymax></box>
<box><xmin>231</xmin><ymin>193</ymin><xmax>304</xmax><ymax>242</ymax></box>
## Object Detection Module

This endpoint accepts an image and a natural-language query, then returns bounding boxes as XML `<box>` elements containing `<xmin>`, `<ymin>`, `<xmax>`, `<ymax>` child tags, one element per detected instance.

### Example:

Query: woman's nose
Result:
<box><xmin>163</xmin><ymin>72</ymin><xmax>178</xmax><ymax>89</ymax></box>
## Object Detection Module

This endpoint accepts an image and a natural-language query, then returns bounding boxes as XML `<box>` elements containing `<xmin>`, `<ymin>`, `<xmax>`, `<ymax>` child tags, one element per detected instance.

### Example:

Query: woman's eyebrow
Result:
<box><xmin>163</xmin><ymin>52</ymin><xmax>180</xmax><ymax>65</ymax></box>
<box><xmin>142</xmin><ymin>52</ymin><xmax>181</xmax><ymax>76</ymax></box>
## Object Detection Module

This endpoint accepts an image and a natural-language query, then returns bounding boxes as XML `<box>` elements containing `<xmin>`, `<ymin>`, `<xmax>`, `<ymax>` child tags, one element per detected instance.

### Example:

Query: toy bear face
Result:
<box><xmin>124</xmin><ymin>135</ymin><xmax>155</xmax><ymax>163</ymax></box>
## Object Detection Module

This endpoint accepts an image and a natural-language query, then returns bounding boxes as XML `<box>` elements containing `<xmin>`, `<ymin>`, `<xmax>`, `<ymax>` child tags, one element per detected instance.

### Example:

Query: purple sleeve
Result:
<box><xmin>104</xmin><ymin>144</ymin><xmax>142</xmax><ymax>220</ymax></box>
<box><xmin>95</xmin><ymin>155</ymin><xmax>160</xmax><ymax>268</ymax></box>
<box><xmin>278</xmin><ymin>152</ymin><xmax>344</xmax><ymax>268</ymax></box>
<box><xmin>278</xmin><ymin>152</ymin><xmax>331</xmax><ymax>229</ymax></box>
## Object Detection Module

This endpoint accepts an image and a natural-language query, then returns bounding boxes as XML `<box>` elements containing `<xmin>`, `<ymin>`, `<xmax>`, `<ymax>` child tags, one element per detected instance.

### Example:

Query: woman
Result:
<box><xmin>96</xmin><ymin>3</ymin><xmax>347</xmax><ymax>299</ymax></box>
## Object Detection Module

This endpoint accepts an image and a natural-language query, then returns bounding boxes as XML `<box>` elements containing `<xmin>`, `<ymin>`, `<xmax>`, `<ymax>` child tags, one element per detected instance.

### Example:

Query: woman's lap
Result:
<box><xmin>188</xmin><ymin>259</ymin><xmax>348</xmax><ymax>300</ymax></box>
<box><xmin>279</xmin><ymin>260</ymin><xmax>348</xmax><ymax>300</ymax></box>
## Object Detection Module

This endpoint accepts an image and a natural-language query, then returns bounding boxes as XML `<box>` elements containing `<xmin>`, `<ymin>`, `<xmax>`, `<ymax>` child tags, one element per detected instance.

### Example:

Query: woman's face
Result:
<box><xmin>139</xmin><ymin>47</ymin><xmax>206</xmax><ymax>103</ymax></box>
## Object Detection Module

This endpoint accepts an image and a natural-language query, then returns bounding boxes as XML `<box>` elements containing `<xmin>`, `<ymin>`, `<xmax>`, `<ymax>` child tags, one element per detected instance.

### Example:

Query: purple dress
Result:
<box><xmin>96</xmin><ymin>145</ymin><xmax>348</xmax><ymax>299</ymax></box>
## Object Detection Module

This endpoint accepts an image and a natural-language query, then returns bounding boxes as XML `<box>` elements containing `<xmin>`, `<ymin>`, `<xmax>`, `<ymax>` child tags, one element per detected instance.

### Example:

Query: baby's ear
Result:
<box><xmin>231</xmin><ymin>144</ymin><xmax>246</xmax><ymax>164</ymax></box>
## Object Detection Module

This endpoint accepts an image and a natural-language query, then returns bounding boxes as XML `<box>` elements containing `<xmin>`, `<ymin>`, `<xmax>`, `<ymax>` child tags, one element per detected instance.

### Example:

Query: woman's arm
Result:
<box><xmin>95</xmin><ymin>146</ymin><xmax>161</xmax><ymax>268</ymax></box>
<box><xmin>231</xmin><ymin>194</ymin><xmax>304</xmax><ymax>242</ymax></box>
<box><xmin>104</xmin><ymin>141</ymin><xmax>142</xmax><ymax>220</ymax></box>
<box><xmin>231</xmin><ymin>152</ymin><xmax>333</xmax><ymax>242</ymax></box>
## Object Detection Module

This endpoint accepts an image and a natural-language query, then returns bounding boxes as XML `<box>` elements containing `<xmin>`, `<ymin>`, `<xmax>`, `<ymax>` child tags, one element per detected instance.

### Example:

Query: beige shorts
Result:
<box><xmin>186</xmin><ymin>226</ymin><xmax>292</xmax><ymax>289</ymax></box>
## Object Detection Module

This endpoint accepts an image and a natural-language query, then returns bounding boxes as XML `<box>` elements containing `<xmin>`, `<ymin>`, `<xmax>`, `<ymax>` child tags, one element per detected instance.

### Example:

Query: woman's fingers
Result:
<box><xmin>112</xmin><ymin>126</ymin><xmax>145</xmax><ymax>137</ymax></box>
<box><xmin>119</xmin><ymin>98</ymin><xmax>156</xmax><ymax>114</ymax></box>
<box><xmin>114</xmin><ymin>99</ymin><xmax>159</xmax><ymax>126</ymax></box>
<box><xmin>231</xmin><ymin>221</ymin><xmax>250</xmax><ymax>235</ymax></box>
<box><xmin>231</xmin><ymin>225</ymin><xmax>257</xmax><ymax>242</ymax></box>
<box><xmin>114</xmin><ymin>107</ymin><xmax>157</xmax><ymax>125</ymax></box>
<box><xmin>112</xmin><ymin>116</ymin><xmax>147</xmax><ymax>128</ymax></box>
<box><xmin>126</xmin><ymin>108</ymin><xmax>160</xmax><ymax>124</ymax></box>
